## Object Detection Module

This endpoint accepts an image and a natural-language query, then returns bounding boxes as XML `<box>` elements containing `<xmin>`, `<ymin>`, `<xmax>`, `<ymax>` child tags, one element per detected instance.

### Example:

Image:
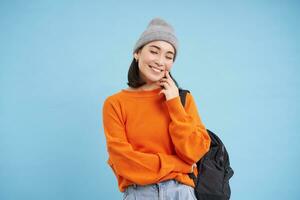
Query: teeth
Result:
<box><xmin>152</xmin><ymin>67</ymin><xmax>161</xmax><ymax>72</ymax></box>
<box><xmin>150</xmin><ymin>66</ymin><xmax>162</xmax><ymax>72</ymax></box>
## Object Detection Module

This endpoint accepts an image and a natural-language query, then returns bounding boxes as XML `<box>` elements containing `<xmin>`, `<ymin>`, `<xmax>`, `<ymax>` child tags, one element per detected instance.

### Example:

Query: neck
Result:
<box><xmin>140</xmin><ymin>84</ymin><xmax>161</xmax><ymax>91</ymax></box>
<box><xmin>129</xmin><ymin>83</ymin><xmax>161</xmax><ymax>91</ymax></box>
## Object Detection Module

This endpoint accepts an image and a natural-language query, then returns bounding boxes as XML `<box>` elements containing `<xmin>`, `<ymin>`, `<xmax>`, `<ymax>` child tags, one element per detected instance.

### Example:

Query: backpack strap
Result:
<box><xmin>179</xmin><ymin>88</ymin><xmax>190</xmax><ymax>107</ymax></box>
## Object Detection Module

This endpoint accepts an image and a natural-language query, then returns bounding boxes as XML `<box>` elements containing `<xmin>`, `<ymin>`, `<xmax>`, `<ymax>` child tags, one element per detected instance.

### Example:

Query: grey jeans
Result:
<box><xmin>123</xmin><ymin>179</ymin><xmax>197</xmax><ymax>200</ymax></box>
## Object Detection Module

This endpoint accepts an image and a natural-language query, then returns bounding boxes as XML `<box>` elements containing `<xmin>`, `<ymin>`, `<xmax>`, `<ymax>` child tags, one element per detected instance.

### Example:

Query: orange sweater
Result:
<box><xmin>102</xmin><ymin>88</ymin><xmax>211</xmax><ymax>192</ymax></box>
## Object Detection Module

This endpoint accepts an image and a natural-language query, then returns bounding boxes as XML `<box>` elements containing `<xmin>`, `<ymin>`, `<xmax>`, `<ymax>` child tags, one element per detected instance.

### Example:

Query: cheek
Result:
<box><xmin>138</xmin><ymin>61</ymin><xmax>150</xmax><ymax>73</ymax></box>
<box><xmin>140</xmin><ymin>56</ymin><xmax>153</xmax><ymax>67</ymax></box>
<box><xmin>145</xmin><ymin>55</ymin><xmax>156</xmax><ymax>63</ymax></box>
<box><xmin>166</xmin><ymin>64</ymin><xmax>173</xmax><ymax>71</ymax></box>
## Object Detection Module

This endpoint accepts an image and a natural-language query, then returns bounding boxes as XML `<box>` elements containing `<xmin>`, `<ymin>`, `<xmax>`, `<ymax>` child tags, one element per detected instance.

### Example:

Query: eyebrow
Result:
<box><xmin>149</xmin><ymin>45</ymin><xmax>174</xmax><ymax>55</ymax></box>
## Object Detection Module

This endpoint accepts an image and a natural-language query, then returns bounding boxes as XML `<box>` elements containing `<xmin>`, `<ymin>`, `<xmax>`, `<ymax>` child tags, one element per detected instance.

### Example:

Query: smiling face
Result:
<box><xmin>134</xmin><ymin>41</ymin><xmax>175</xmax><ymax>85</ymax></box>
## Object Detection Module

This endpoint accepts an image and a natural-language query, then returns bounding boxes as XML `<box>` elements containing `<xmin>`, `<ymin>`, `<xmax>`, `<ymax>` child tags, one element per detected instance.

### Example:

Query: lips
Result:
<box><xmin>149</xmin><ymin>65</ymin><xmax>163</xmax><ymax>73</ymax></box>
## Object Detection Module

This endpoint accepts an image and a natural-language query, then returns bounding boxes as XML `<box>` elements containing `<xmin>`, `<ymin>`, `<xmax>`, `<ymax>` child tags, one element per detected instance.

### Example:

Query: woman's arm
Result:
<box><xmin>102</xmin><ymin>97</ymin><xmax>193</xmax><ymax>185</ymax></box>
<box><xmin>164</xmin><ymin>93</ymin><xmax>211</xmax><ymax>165</ymax></box>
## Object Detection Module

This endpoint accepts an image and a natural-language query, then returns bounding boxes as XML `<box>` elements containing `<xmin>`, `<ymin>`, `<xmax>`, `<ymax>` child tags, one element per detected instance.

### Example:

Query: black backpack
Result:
<box><xmin>179</xmin><ymin>89</ymin><xmax>234</xmax><ymax>200</ymax></box>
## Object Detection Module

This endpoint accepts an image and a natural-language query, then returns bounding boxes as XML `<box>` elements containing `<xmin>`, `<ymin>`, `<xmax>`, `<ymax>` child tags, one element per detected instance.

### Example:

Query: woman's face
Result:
<box><xmin>134</xmin><ymin>40</ymin><xmax>175</xmax><ymax>84</ymax></box>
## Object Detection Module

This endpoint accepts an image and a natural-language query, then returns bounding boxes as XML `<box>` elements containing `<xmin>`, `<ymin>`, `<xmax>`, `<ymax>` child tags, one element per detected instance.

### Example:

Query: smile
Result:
<box><xmin>149</xmin><ymin>65</ymin><xmax>163</xmax><ymax>73</ymax></box>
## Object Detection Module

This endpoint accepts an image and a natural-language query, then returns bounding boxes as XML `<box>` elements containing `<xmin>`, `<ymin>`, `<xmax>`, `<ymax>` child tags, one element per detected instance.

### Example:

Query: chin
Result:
<box><xmin>148</xmin><ymin>75</ymin><xmax>163</xmax><ymax>82</ymax></box>
<box><xmin>141</xmin><ymin>70</ymin><xmax>164</xmax><ymax>82</ymax></box>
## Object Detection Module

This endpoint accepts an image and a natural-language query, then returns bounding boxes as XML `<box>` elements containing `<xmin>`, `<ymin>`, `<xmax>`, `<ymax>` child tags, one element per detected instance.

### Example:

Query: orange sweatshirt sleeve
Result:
<box><xmin>164</xmin><ymin>93</ymin><xmax>211</xmax><ymax>165</ymax></box>
<box><xmin>102</xmin><ymin>97</ymin><xmax>193</xmax><ymax>185</ymax></box>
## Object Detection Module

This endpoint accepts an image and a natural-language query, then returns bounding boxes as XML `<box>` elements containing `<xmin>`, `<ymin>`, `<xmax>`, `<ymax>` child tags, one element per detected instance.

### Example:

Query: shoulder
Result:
<box><xmin>103</xmin><ymin>90</ymin><xmax>124</xmax><ymax>108</ymax></box>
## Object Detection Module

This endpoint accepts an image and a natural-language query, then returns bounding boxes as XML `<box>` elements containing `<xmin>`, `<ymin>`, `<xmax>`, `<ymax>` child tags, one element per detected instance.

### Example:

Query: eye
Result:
<box><xmin>150</xmin><ymin>50</ymin><xmax>158</xmax><ymax>54</ymax></box>
<box><xmin>166</xmin><ymin>56</ymin><xmax>173</xmax><ymax>60</ymax></box>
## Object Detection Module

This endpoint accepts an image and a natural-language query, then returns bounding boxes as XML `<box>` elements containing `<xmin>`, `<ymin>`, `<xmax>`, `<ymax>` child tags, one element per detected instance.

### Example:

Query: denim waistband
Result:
<box><xmin>128</xmin><ymin>179</ymin><xmax>180</xmax><ymax>190</ymax></box>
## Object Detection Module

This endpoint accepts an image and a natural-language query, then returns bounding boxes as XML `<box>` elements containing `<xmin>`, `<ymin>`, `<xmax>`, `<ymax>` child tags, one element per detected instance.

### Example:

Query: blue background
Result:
<box><xmin>1</xmin><ymin>1</ymin><xmax>299</xmax><ymax>199</ymax></box>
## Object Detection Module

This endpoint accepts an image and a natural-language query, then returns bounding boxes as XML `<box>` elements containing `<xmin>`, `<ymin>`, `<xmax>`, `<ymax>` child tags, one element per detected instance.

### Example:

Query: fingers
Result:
<box><xmin>160</xmin><ymin>78</ymin><xmax>173</xmax><ymax>88</ymax></box>
<box><xmin>165</xmin><ymin>70</ymin><xmax>170</xmax><ymax>78</ymax></box>
<box><xmin>159</xmin><ymin>80</ymin><xmax>170</xmax><ymax>90</ymax></box>
<box><xmin>160</xmin><ymin>70</ymin><xmax>174</xmax><ymax>85</ymax></box>
<box><xmin>158</xmin><ymin>88</ymin><xmax>166</xmax><ymax>95</ymax></box>
<box><xmin>158</xmin><ymin>70</ymin><xmax>179</xmax><ymax>100</ymax></box>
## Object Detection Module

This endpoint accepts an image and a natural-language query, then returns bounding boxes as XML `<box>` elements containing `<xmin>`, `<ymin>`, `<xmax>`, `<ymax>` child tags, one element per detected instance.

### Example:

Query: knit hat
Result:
<box><xmin>133</xmin><ymin>17</ymin><xmax>178</xmax><ymax>59</ymax></box>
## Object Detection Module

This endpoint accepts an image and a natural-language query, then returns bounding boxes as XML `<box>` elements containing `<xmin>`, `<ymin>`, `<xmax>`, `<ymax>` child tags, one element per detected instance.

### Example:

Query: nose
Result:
<box><xmin>155</xmin><ymin>55</ymin><xmax>165</xmax><ymax>67</ymax></box>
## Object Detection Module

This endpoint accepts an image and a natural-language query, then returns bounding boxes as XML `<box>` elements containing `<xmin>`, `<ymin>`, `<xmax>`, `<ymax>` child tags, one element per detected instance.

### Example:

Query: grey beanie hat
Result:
<box><xmin>133</xmin><ymin>17</ymin><xmax>178</xmax><ymax>59</ymax></box>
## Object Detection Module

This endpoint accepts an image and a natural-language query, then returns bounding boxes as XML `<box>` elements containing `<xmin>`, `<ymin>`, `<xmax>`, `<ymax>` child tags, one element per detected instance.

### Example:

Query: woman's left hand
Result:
<box><xmin>158</xmin><ymin>70</ymin><xmax>179</xmax><ymax>101</ymax></box>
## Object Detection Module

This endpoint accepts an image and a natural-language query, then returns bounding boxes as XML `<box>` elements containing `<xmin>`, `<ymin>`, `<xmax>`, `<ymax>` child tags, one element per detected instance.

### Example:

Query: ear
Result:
<box><xmin>134</xmin><ymin>52</ymin><xmax>139</xmax><ymax>60</ymax></box>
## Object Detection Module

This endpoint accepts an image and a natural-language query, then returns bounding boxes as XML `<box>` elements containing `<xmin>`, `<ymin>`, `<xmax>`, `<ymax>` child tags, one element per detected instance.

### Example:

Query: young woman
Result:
<box><xmin>102</xmin><ymin>17</ymin><xmax>211</xmax><ymax>200</ymax></box>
